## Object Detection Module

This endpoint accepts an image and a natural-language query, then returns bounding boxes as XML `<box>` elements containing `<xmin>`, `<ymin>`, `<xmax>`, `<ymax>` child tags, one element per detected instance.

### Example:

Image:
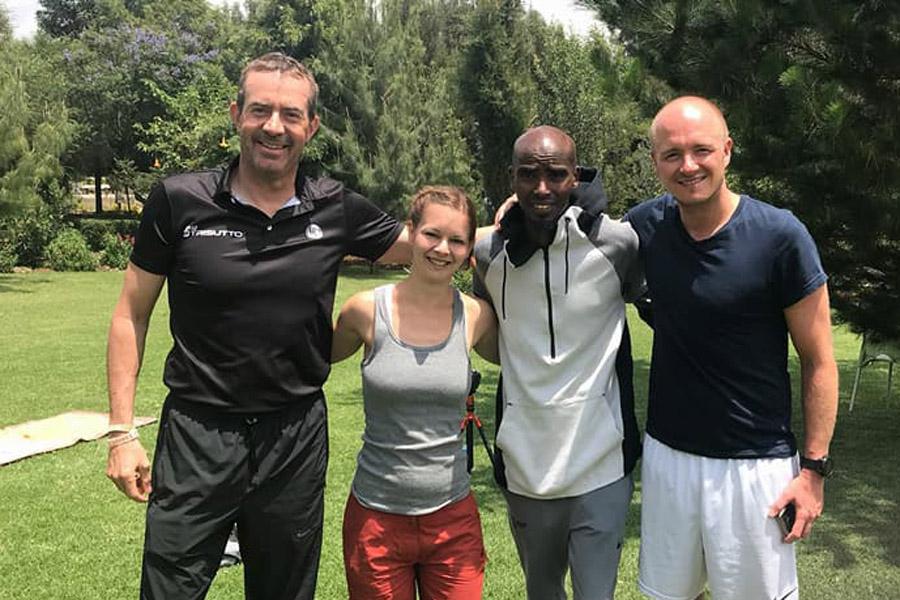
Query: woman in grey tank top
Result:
<box><xmin>332</xmin><ymin>186</ymin><xmax>498</xmax><ymax>599</ymax></box>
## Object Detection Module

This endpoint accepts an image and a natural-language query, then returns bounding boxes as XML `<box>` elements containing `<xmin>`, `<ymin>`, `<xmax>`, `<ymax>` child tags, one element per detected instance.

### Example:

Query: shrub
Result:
<box><xmin>100</xmin><ymin>233</ymin><xmax>133</xmax><ymax>270</ymax></box>
<box><xmin>0</xmin><ymin>241</ymin><xmax>16</xmax><ymax>273</ymax></box>
<box><xmin>77</xmin><ymin>219</ymin><xmax>112</xmax><ymax>251</ymax></box>
<box><xmin>73</xmin><ymin>217</ymin><xmax>140</xmax><ymax>251</ymax></box>
<box><xmin>45</xmin><ymin>229</ymin><xmax>98</xmax><ymax>272</ymax></box>
<box><xmin>2</xmin><ymin>204</ymin><xmax>64</xmax><ymax>267</ymax></box>
<box><xmin>452</xmin><ymin>268</ymin><xmax>473</xmax><ymax>294</ymax></box>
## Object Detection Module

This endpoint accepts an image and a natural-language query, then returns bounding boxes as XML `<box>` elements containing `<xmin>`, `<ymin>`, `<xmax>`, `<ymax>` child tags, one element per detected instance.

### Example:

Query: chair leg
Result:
<box><xmin>849</xmin><ymin>333</ymin><xmax>868</xmax><ymax>413</ymax></box>
<box><xmin>849</xmin><ymin>364</ymin><xmax>863</xmax><ymax>412</ymax></box>
<box><xmin>887</xmin><ymin>362</ymin><xmax>894</xmax><ymax>403</ymax></box>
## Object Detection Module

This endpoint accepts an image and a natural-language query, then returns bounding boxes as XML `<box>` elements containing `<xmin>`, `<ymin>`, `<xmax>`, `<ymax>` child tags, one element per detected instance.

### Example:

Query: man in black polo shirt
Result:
<box><xmin>105</xmin><ymin>52</ymin><xmax>410</xmax><ymax>600</ymax></box>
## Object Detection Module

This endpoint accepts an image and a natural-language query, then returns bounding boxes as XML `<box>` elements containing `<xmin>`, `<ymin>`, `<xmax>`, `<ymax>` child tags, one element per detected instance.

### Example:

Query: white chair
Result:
<box><xmin>848</xmin><ymin>332</ymin><xmax>897</xmax><ymax>412</ymax></box>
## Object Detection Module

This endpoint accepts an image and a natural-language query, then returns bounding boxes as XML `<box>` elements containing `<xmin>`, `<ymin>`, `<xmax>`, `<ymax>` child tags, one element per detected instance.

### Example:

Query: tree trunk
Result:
<box><xmin>94</xmin><ymin>172</ymin><xmax>103</xmax><ymax>214</ymax></box>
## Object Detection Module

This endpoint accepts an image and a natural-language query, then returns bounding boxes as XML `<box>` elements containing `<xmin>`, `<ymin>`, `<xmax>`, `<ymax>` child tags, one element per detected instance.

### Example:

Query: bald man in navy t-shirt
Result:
<box><xmin>625</xmin><ymin>96</ymin><xmax>838</xmax><ymax>600</ymax></box>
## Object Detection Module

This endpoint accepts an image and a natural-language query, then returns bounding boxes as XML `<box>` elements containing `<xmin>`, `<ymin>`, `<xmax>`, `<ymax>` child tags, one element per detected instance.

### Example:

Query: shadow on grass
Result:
<box><xmin>809</xmin><ymin>412</ymin><xmax>900</xmax><ymax>569</ymax></box>
<box><xmin>332</xmin><ymin>332</ymin><xmax>900</xmax><ymax>575</ymax></box>
<box><xmin>471</xmin><ymin>351</ymin><xmax>900</xmax><ymax>569</ymax></box>
<box><xmin>0</xmin><ymin>274</ymin><xmax>53</xmax><ymax>294</ymax></box>
<box><xmin>787</xmin><ymin>357</ymin><xmax>900</xmax><ymax>569</ymax></box>
<box><xmin>812</xmin><ymin>358</ymin><xmax>900</xmax><ymax>568</ymax></box>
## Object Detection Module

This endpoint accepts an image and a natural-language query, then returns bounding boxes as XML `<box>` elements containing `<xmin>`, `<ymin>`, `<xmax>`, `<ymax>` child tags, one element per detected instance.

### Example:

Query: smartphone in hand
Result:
<box><xmin>775</xmin><ymin>503</ymin><xmax>796</xmax><ymax>537</ymax></box>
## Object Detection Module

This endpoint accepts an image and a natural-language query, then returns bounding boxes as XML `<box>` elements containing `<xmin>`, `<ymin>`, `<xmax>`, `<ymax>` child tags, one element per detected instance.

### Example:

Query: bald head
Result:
<box><xmin>509</xmin><ymin>125</ymin><xmax>578</xmax><ymax>239</ymax></box>
<box><xmin>649</xmin><ymin>95</ymin><xmax>735</xmax><ymax>208</ymax></box>
<box><xmin>513</xmin><ymin>126</ymin><xmax>577</xmax><ymax>168</ymax></box>
<box><xmin>651</xmin><ymin>96</ymin><xmax>729</xmax><ymax>151</ymax></box>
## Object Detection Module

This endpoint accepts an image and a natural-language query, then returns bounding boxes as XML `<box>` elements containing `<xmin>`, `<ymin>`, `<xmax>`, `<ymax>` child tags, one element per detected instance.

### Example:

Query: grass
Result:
<box><xmin>1</xmin><ymin>267</ymin><xmax>899</xmax><ymax>599</ymax></box>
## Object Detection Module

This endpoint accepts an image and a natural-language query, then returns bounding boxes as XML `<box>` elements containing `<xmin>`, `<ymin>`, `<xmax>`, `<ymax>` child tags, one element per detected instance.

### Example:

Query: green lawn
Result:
<box><xmin>0</xmin><ymin>268</ymin><xmax>898</xmax><ymax>599</ymax></box>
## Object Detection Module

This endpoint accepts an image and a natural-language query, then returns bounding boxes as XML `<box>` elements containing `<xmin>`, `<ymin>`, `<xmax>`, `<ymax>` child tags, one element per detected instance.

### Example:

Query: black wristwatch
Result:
<box><xmin>800</xmin><ymin>455</ymin><xmax>834</xmax><ymax>478</ymax></box>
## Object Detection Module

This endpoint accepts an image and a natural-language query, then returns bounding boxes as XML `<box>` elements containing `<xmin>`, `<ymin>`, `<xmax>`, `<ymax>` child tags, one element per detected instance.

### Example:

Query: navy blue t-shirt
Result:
<box><xmin>625</xmin><ymin>194</ymin><xmax>827</xmax><ymax>458</ymax></box>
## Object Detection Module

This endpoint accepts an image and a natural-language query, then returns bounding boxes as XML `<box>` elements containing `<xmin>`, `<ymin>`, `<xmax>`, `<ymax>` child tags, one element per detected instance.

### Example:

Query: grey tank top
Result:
<box><xmin>352</xmin><ymin>284</ymin><xmax>472</xmax><ymax>515</ymax></box>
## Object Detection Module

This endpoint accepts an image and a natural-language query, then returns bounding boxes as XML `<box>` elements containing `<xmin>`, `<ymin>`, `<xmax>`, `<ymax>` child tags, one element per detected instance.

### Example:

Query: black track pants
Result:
<box><xmin>140</xmin><ymin>395</ymin><xmax>328</xmax><ymax>600</ymax></box>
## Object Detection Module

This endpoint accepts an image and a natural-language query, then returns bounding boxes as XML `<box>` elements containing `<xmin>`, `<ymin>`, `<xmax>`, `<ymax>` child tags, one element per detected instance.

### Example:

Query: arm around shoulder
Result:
<box><xmin>332</xmin><ymin>290</ymin><xmax>376</xmax><ymax>362</ymax></box>
<box><xmin>375</xmin><ymin>225</ymin><xmax>411</xmax><ymax>265</ymax></box>
<box><xmin>623</xmin><ymin>223</ymin><xmax>646</xmax><ymax>304</ymax></box>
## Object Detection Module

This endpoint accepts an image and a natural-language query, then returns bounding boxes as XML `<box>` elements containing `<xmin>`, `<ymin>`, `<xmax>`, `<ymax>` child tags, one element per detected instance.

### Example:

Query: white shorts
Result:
<box><xmin>638</xmin><ymin>435</ymin><xmax>799</xmax><ymax>600</ymax></box>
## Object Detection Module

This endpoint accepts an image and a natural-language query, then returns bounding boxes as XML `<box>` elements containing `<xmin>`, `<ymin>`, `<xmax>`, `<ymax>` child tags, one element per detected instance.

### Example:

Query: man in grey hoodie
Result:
<box><xmin>473</xmin><ymin>126</ymin><xmax>643</xmax><ymax>600</ymax></box>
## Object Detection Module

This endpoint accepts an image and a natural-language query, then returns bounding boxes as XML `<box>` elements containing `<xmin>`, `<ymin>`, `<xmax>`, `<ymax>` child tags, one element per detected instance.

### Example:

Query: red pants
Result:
<box><xmin>343</xmin><ymin>492</ymin><xmax>486</xmax><ymax>600</ymax></box>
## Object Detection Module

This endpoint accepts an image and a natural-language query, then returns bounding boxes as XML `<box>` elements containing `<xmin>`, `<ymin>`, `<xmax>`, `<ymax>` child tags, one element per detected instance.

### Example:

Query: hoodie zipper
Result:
<box><xmin>501</xmin><ymin>256</ymin><xmax>508</xmax><ymax>320</ymax></box>
<box><xmin>542</xmin><ymin>247</ymin><xmax>556</xmax><ymax>359</ymax></box>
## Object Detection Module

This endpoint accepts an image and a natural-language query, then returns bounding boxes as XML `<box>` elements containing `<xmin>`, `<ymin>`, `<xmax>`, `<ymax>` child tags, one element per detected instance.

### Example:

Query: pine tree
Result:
<box><xmin>459</xmin><ymin>0</ymin><xmax>537</xmax><ymax>209</ymax></box>
<box><xmin>581</xmin><ymin>0</ymin><xmax>900</xmax><ymax>340</ymax></box>
<box><xmin>306</xmin><ymin>0</ymin><xmax>480</xmax><ymax>217</ymax></box>
<box><xmin>0</xmin><ymin>42</ymin><xmax>74</xmax><ymax>218</ymax></box>
<box><xmin>526</xmin><ymin>22</ymin><xmax>660</xmax><ymax>215</ymax></box>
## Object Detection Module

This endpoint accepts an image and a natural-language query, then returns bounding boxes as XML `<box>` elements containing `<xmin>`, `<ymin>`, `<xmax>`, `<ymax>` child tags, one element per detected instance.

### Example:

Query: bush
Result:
<box><xmin>2</xmin><ymin>204</ymin><xmax>64</xmax><ymax>267</ymax></box>
<box><xmin>99</xmin><ymin>233</ymin><xmax>133</xmax><ymax>270</ymax></box>
<box><xmin>45</xmin><ymin>229</ymin><xmax>98</xmax><ymax>272</ymax></box>
<box><xmin>0</xmin><ymin>241</ymin><xmax>16</xmax><ymax>273</ymax></box>
<box><xmin>77</xmin><ymin>219</ymin><xmax>112</xmax><ymax>251</ymax></box>
<box><xmin>452</xmin><ymin>268</ymin><xmax>473</xmax><ymax>294</ymax></box>
<box><xmin>73</xmin><ymin>217</ymin><xmax>139</xmax><ymax>251</ymax></box>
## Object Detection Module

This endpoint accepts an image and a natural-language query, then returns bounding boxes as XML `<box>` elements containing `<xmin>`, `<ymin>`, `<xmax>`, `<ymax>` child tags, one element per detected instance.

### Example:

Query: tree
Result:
<box><xmin>44</xmin><ymin>0</ymin><xmax>237</xmax><ymax>211</ymax></box>
<box><xmin>526</xmin><ymin>23</ymin><xmax>660</xmax><ymax>215</ymax></box>
<box><xmin>37</xmin><ymin>0</ymin><xmax>125</xmax><ymax>38</ymax></box>
<box><xmin>0</xmin><ymin>41</ymin><xmax>74</xmax><ymax>219</ymax></box>
<box><xmin>459</xmin><ymin>0</ymin><xmax>537</xmax><ymax>209</ymax></box>
<box><xmin>581</xmin><ymin>0</ymin><xmax>900</xmax><ymax>340</ymax></box>
<box><xmin>38</xmin><ymin>0</ymin><xmax>100</xmax><ymax>37</ymax></box>
<box><xmin>136</xmin><ymin>63</ymin><xmax>236</xmax><ymax>174</ymax></box>
<box><xmin>291</xmin><ymin>0</ymin><xmax>380</xmax><ymax>183</ymax></box>
<box><xmin>363</xmin><ymin>0</ymin><xmax>479</xmax><ymax>216</ymax></box>
<box><xmin>295</xmin><ymin>0</ymin><xmax>480</xmax><ymax>217</ymax></box>
<box><xmin>0</xmin><ymin>37</ymin><xmax>75</xmax><ymax>268</ymax></box>
<box><xmin>0</xmin><ymin>6</ymin><xmax>11</xmax><ymax>40</ymax></box>
<box><xmin>243</xmin><ymin>0</ymin><xmax>321</xmax><ymax>59</ymax></box>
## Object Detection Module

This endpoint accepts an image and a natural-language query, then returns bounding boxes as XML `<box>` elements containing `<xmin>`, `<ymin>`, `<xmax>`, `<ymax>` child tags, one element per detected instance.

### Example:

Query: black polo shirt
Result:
<box><xmin>131</xmin><ymin>159</ymin><xmax>403</xmax><ymax>413</ymax></box>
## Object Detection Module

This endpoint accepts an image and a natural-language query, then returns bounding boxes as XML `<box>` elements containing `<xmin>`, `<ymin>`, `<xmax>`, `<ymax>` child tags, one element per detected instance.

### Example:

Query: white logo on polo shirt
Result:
<box><xmin>305</xmin><ymin>223</ymin><xmax>323</xmax><ymax>240</ymax></box>
<box><xmin>182</xmin><ymin>224</ymin><xmax>245</xmax><ymax>239</ymax></box>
